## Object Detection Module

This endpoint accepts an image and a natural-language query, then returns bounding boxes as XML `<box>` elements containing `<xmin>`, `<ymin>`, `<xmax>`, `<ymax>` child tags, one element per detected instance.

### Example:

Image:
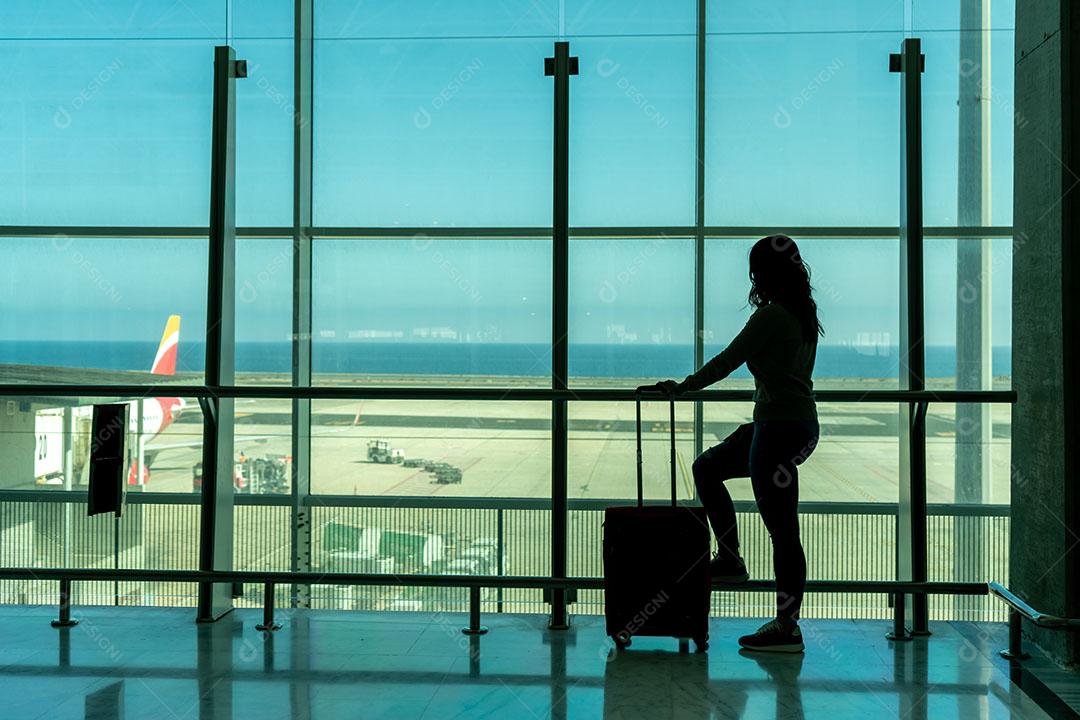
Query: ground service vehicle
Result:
<box><xmin>367</xmin><ymin>440</ymin><xmax>403</xmax><ymax>464</ymax></box>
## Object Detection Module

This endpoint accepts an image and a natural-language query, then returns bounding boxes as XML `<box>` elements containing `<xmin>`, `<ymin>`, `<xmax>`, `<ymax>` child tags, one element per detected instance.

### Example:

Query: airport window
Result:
<box><xmin>0</xmin><ymin>1</ymin><xmax>1016</xmax><ymax>624</ymax></box>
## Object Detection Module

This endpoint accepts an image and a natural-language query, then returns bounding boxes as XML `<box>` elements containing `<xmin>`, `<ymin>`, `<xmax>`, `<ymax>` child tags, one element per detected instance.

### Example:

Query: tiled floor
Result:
<box><xmin>0</xmin><ymin>606</ymin><xmax>1068</xmax><ymax>719</ymax></box>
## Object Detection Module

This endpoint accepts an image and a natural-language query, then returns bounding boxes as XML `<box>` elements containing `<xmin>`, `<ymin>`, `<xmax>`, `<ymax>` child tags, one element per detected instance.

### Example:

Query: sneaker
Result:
<box><xmin>709</xmin><ymin>553</ymin><xmax>749</xmax><ymax>583</ymax></box>
<box><xmin>738</xmin><ymin>618</ymin><xmax>804</xmax><ymax>653</ymax></box>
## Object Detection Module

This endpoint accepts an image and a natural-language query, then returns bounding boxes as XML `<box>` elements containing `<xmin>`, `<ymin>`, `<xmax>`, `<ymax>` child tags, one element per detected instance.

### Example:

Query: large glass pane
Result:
<box><xmin>919</xmin><ymin>29</ymin><xmax>1016</xmax><ymax>227</ymax></box>
<box><xmin>568</xmin><ymin>400</ymin><xmax>695</xmax><ymax>500</ymax></box>
<box><xmin>234</xmin><ymin>39</ymin><xmax>294</xmax><ymax>227</ymax></box>
<box><xmin>309</xmin><ymin>398</ymin><xmax>551</xmax><ymax>610</ymax></box>
<box><xmin>705</xmin><ymin>238</ymin><xmax>900</xmax><ymax>390</ymax></box>
<box><xmin>314</xmin><ymin>26</ymin><xmax>554</xmax><ymax>226</ymax></box>
<box><xmin>569</xmin><ymin>238</ymin><xmax>694</xmax><ymax>386</ymax></box>
<box><xmin>568</xmin><ymin>9</ymin><xmax>695</xmax><ymax>225</ymax></box>
<box><xmin>0</xmin><ymin>40</ymin><xmax>215</xmax><ymax>225</ymax></box>
<box><xmin>234</xmin><ymin>0</ymin><xmax>294</xmax><ymax>227</ymax></box>
<box><xmin>0</xmin><ymin>237</ymin><xmax>208</xmax><ymax>382</ymax></box>
<box><xmin>926</xmin><ymin>403</ymin><xmax>1011</xmax><ymax>506</ymax></box>
<box><xmin>705</xmin><ymin>31</ymin><xmax>901</xmax><ymax>226</ymax></box>
<box><xmin>923</xmin><ymin>238</ymin><xmax>1013</xmax><ymax>389</ymax></box>
<box><xmin>0</xmin><ymin>1</ymin><xmax>295</xmax><ymax>227</ymax></box>
<box><xmin>310</xmin><ymin>400</ymin><xmax>550</xmax><ymax>496</ymax></box>
<box><xmin>312</xmin><ymin>238</ymin><xmax>551</xmax><ymax>384</ymax></box>
<box><xmin>236</xmin><ymin>238</ymin><xmax>294</xmax><ymax>383</ymax></box>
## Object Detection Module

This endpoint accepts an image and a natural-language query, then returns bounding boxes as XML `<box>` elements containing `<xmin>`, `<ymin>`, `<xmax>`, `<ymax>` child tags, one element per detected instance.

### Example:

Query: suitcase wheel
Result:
<box><xmin>613</xmin><ymin>630</ymin><xmax>632</xmax><ymax>649</ymax></box>
<box><xmin>693</xmin><ymin>634</ymin><xmax>709</xmax><ymax>652</ymax></box>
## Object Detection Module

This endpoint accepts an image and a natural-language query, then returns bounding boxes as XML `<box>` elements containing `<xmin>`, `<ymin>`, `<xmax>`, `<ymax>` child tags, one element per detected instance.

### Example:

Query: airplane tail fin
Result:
<box><xmin>151</xmin><ymin>315</ymin><xmax>180</xmax><ymax>376</ymax></box>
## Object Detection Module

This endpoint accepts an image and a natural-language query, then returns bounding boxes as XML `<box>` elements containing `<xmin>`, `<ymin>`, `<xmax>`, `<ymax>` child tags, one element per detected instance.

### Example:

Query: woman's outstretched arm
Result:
<box><xmin>678</xmin><ymin>305</ymin><xmax>779</xmax><ymax>392</ymax></box>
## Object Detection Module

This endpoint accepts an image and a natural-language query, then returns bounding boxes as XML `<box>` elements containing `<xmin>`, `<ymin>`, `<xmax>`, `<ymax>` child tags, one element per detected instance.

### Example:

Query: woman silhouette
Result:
<box><xmin>655</xmin><ymin>234</ymin><xmax>821</xmax><ymax>653</ymax></box>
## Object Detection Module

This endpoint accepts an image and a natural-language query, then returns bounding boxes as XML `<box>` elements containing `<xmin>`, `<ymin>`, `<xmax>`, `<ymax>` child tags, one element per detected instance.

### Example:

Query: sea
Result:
<box><xmin>0</xmin><ymin>341</ymin><xmax>1012</xmax><ymax>380</ymax></box>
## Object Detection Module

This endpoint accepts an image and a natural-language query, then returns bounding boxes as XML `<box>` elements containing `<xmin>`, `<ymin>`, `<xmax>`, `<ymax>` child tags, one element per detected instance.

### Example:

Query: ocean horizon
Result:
<box><xmin>0</xmin><ymin>340</ymin><xmax>1012</xmax><ymax>380</ymax></box>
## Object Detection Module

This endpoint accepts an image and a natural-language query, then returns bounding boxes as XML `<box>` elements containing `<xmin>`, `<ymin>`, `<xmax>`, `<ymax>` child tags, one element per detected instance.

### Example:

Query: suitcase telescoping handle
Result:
<box><xmin>634</xmin><ymin>385</ymin><xmax>678</xmax><ymax>508</ymax></box>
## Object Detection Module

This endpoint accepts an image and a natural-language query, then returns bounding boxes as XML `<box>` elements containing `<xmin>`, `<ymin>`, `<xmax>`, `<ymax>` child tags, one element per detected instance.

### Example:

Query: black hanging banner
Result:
<box><xmin>88</xmin><ymin>403</ymin><xmax>127</xmax><ymax>517</ymax></box>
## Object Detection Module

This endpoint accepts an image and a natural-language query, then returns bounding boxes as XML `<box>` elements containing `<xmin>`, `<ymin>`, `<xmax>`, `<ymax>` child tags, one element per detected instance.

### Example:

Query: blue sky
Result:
<box><xmin>0</xmin><ymin>1</ymin><xmax>1014</xmax><ymax>358</ymax></box>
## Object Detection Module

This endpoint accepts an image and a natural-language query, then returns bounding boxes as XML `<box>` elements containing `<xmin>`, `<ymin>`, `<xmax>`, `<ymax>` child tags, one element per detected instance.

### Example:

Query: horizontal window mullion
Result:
<box><xmin>0</xmin><ymin>225</ymin><xmax>1014</xmax><ymax>240</ymax></box>
<box><xmin>0</xmin><ymin>384</ymin><xmax>1017</xmax><ymax>404</ymax></box>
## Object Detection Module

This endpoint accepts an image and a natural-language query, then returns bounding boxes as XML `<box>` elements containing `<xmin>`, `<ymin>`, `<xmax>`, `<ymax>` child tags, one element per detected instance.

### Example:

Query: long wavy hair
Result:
<box><xmin>748</xmin><ymin>235</ymin><xmax>823</xmax><ymax>343</ymax></box>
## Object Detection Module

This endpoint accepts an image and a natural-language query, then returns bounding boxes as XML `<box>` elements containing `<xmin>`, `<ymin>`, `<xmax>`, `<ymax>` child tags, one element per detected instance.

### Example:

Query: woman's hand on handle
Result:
<box><xmin>639</xmin><ymin>379</ymin><xmax>682</xmax><ymax>397</ymax></box>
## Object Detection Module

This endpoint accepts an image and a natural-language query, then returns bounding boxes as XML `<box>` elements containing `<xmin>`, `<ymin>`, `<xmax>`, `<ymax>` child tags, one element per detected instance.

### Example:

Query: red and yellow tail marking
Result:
<box><xmin>151</xmin><ymin>315</ymin><xmax>180</xmax><ymax>376</ymax></box>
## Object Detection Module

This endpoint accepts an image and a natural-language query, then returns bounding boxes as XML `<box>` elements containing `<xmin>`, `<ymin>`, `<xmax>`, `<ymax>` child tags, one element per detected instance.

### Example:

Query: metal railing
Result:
<box><xmin>0</xmin><ymin>383</ymin><xmax>1016</xmax><ymax>638</ymax></box>
<box><xmin>0</xmin><ymin>384</ymin><xmax>1018</xmax><ymax>403</ymax></box>
<box><xmin>0</xmin><ymin>566</ymin><xmax>987</xmax><ymax>638</ymax></box>
<box><xmin>989</xmin><ymin>581</ymin><xmax>1080</xmax><ymax>660</ymax></box>
<box><xmin>0</xmin><ymin>490</ymin><xmax>1009</xmax><ymax>629</ymax></box>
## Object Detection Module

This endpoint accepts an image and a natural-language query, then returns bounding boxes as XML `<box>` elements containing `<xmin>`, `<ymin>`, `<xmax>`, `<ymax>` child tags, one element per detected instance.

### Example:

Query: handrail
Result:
<box><xmin>0</xmin><ymin>384</ymin><xmax>1017</xmax><ymax>403</ymax></box>
<box><xmin>0</xmin><ymin>568</ymin><xmax>989</xmax><ymax>594</ymax></box>
<box><xmin>0</xmin><ymin>488</ymin><xmax>1014</xmax><ymax>516</ymax></box>
<box><xmin>988</xmin><ymin>581</ymin><xmax>1080</xmax><ymax>660</ymax></box>
<box><xmin>989</xmin><ymin>581</ymin><xmax>1080</xmax><ymax>629</ymax></box>
<box><xmin>0</xmin><ymin>567</ymin><xmax>986</xmax><ymax>637</ymax></box>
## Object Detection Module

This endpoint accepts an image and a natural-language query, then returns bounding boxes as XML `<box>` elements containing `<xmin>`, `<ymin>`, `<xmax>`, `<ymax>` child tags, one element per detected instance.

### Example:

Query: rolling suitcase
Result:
<box><xmin>603</xmin><ymin>388</ymin><xmax>711</xmax><ymax>650</ymax></box>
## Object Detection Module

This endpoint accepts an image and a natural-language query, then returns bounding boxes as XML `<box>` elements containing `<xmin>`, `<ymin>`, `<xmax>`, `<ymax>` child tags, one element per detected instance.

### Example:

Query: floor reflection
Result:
<box><xmin>0</xmin><ymin>607</ymin><xmax>1064</xmax><ymax>720</ymax></box>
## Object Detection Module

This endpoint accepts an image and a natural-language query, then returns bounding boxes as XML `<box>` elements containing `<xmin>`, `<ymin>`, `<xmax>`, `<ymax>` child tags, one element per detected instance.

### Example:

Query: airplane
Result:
<box><xmin>128</xmin><ymin>314</ymin><xmax>189</xmax><ymax>483</ymax></box>
<box><xmin>34</xmin><ymin>315</ymin><xmax>189</xmax><ymax>486</ymax></box>
<box><xmin>142</xmin><ymin>313</ymin><xmax>187</xmax><ymax>443</ymax></box>
<box><xmin>34</xmin><ymin>315</ymin><xmax>275</xmax><ymax>489</ymax></box>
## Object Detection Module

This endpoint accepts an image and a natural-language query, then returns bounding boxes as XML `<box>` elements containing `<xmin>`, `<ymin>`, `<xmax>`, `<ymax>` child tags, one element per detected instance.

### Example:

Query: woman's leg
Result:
<box><xmin>692</xmin><ymin>423</ymin><xmax>754</xmax><ymax>562</ymax></box>
<box><xmin>748</xmin><ymin>420</ymin><xmax>819</xmax><ymax>623</ymax></box>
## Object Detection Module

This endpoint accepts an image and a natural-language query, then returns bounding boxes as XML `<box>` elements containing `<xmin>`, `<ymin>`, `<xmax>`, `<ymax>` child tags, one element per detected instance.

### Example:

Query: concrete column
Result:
<box><xmin>1011</xmin><ymin>0</ymin><xmax>1080</xmax><ymax>666</ymax></box>
<box><xmin>954</xmin><ymin>0</ymin><xmax>994</xmax><ymax>621</ymax></box>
